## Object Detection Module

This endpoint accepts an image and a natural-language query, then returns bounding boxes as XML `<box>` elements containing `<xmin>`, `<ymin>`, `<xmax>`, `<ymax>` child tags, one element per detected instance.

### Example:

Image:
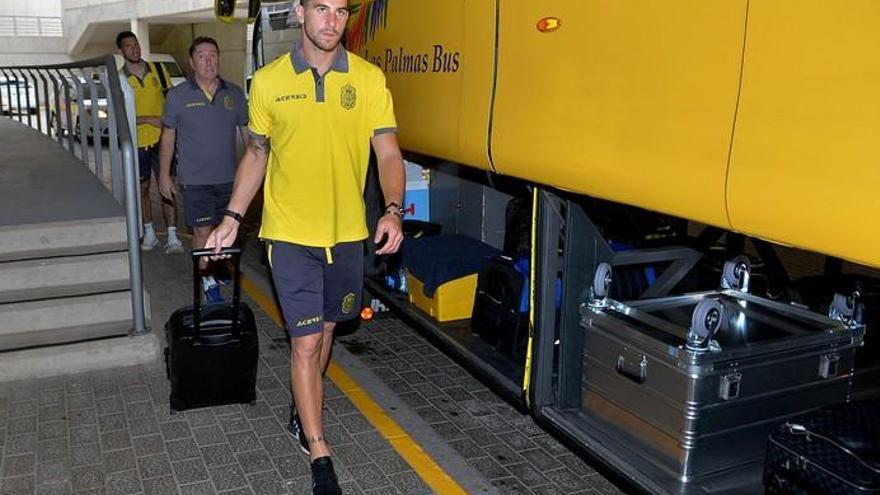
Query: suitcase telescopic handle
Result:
<box><xmin>785</xmin><ymin>423</ymin><xmax>880</xmax><ymax>475</ymax></box>
<box><xmin>191</xmin><ymin>247</ymin><xmax>242</xmax><ymax>337</ymax></box>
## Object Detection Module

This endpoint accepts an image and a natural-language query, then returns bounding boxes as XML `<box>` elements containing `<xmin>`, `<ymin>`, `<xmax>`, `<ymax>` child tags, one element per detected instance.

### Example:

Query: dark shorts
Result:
<box><xmin>139</xmin><ymin>145</ymin><xmax>177</xmax><ymax>183</ymax></box>
<box><xmin>269</xmin><ymin>240</ymin><xmax>364</xmax><ymax>338</ymax></box>
<box><xmin>181</xmin><ymin>182</ymin><xmax>233</xmax><ymax>228</ymax></box>
<box><xmin>138</xmin><ymin>146</ymin><xmax>159</xmax><ymax>183</ymax></box>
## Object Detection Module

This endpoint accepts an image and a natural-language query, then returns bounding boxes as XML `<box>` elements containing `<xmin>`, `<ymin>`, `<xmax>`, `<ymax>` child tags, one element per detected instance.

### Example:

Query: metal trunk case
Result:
<box><xmin>579</xmin><ymin>290</ymin><xmax>864</xmax><ymax>489</ymax></box>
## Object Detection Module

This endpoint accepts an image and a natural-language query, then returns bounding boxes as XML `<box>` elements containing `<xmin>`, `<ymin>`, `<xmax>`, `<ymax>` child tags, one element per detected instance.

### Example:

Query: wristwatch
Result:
<box><xmin>384</xmin><ymin>202</ymin><xmax>405</xmax><ymax>219</ymax></box>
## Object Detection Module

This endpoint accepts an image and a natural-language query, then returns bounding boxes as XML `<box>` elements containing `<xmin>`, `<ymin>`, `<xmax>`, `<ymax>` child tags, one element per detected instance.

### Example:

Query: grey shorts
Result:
<box><xmin>269</xmin><ymin>240</ymin><xmax>364</xmax><ymax>338</ymax></box>
<box><xmin>181</xmin><ymin>182</ymin><xmax>233</xmax><ymax>228</ymax></box>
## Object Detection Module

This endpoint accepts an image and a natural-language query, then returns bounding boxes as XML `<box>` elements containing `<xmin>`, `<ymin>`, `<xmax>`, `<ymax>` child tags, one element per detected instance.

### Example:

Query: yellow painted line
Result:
<box><xmin>240</xmin><ymin>273</ymin><xmax>468</xmax><ymax>495</ymax></box>
<box><xmin>328</xmin><ymin>363</ymin><xmax>468</xmax><ymax>495</ymax></box>
<box><xmin>240</xmin><ymin>275</ymin><xmax>282</xmax><ymax>323</ymax></box>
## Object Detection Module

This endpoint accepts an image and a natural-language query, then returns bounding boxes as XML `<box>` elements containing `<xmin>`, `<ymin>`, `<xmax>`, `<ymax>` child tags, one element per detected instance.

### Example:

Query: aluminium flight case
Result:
<box><xmin>165</xmin><ymin>247</ymin><xmax>258</xmax><ymax>412</ymax></box>
<box><xmin>578</xmin><ymin>263</ymin><xmax>865</xmax><ymax>492</ymax></box>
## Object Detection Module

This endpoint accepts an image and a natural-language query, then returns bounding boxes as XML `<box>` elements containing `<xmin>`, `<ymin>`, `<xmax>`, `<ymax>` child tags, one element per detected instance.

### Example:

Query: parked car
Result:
<box><xmin>51</xmin><ymin>77</ymin><xmax>110</xmax><ymax>142</ymax></box>
<box><xmin>147</xmin><ymin>54</ymin><xmax>187</xmax><ymax>87</ymax></box>
<box><xmin>0</xmin><ymin>76</ymin><xmax>39</xmax><ymax>115</ymax></box>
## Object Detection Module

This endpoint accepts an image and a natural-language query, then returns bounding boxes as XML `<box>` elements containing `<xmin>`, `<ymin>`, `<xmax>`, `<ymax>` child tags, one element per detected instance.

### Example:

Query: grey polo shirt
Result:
<box><xmin>161</xmin><ymin>78</ymin><xmax>247</xmax><ymax>185</ymax></box>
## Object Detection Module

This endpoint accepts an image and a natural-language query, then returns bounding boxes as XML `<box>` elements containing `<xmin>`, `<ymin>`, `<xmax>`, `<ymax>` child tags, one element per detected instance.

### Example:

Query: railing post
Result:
<box><xmin>0</xmin><ymin>69</ymin><xmax>10</xmax><ymax>116</ymax></box>
<box><xmin>99</xmin><ymin>69</ymin><xmax>123</xmax><ymax>202</ymax></box>
<box><xmin>36</xmin><ymin>69</ymin><xmax>50</xmax><ymax>135</ymax></box>
<box><xmin>12</xmin><ymin>70</ymin><xmax>23</xmax><ymax>122</ymax></box>
<box><xmin>57</xmin><ymin>70</ymin><xmax>75</xmax><ymax>153</ymax></box>
<box><xmin>48</xmin><ymin>71</ymin><xmax>63</xmax><ymax>144</ymax></box>
<box><xmin>1</xmin><ymin>56</ymin><xmax>148</xmax><ymax>336</ymax></box>
<box><xmin>103</xmin><ymin>55</ymin><xmax>147</xmax><ymax>336</ymax></box>
<box><xmin>67</xmin><ymin>69</ymin><xmax>89</xmax><ymax>163</ymax></box>
<box><xmin>86</xmin><ymin>73</ymin><xmax>103</xmax><ymax>181</ymax></box>
<box><xmin>22</xmin><ymin>69</ymin><xmax>35</xmax><ymax>129</ymax></box>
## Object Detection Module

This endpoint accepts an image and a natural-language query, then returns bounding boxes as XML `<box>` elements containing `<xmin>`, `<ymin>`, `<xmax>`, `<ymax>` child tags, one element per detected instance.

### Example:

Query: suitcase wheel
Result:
<box><xmin>163</xmin><ymin>347</ymin><xmax>170</xmax><ymax>379</ymax></box>
<box><xmin>722</xmin><ymin>255</ymin><xmax>751</xmax><ymax>290</ymax></box>
<box><xmin>170</xmin><ymin>397</ymin><xmax>186</xmax><ymax>413</ymax></box>
<box><xmin>592</xmin><ymin>263</ymin><xmax>612</xmax><ymax>299</ymax></box>
<box><xmin>686</xmin><ymin>298</ymin><xmax>724</xmax><ymax>351</ymax></box>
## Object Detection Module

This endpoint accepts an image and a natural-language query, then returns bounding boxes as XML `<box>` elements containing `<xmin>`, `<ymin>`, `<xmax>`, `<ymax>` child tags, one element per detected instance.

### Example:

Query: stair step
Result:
<box><xmin>0</xmin><ymin>251</ymin><xmax>130</xmax><ymax>303</ymax></box>
<box><xmin>0</xmin><ymin>333</ymin><xmax>161</xmax><ymax>383</ymax></box>
<box><xmin>0</xmin><ymin>291</ymin><xmax>150</xmax><ymax>351</ymax></box>
<box><xmin>0</xmin><ymin>216</ymin><xmax>128</xmax><ymax>262</ymax></box>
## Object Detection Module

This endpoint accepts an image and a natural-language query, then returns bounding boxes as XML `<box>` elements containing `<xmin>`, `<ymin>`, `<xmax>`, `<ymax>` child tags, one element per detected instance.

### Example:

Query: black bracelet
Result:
<box><xmin>384</xmin><ymin>202</ymin><xmax>404</xmax><ymax>218</ymax></box>
<box><xmin>223</xmin><ymin>209</ymin><xmax>244</xmax><ymax>223</ymax></box>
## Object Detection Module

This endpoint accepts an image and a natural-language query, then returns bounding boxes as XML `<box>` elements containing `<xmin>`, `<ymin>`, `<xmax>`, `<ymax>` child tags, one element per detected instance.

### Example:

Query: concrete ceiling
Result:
<box><xmin>78</xmin><ymin>2</ymin><xmax>260</xmax><ymax>55</ymax></box>
<box><xmin>85</xmin><ymin>7</ymin><xmax>219</xmax><ymax>52</ymax></box>
<box><xmin>89</xmin><ymin>22</ymin><xmax>172</xmax><ymax>44</ymax></box>
<box><xmin>150</xmin><ymin>9</ymin><xmax>221</xmax><ymax>24</ymax></box>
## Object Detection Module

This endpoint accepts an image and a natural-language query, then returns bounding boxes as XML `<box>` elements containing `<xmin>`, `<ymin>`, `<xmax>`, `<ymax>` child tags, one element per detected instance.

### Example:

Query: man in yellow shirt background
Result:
<box><xmin>117</xmin><ymin>30</ymin><xmax>183</xmax><ymax>254</ymax></box>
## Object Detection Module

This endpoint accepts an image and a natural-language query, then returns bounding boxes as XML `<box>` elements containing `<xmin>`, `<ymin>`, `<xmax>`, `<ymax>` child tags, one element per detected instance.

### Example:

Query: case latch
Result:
<box><xmin>818</xmin><ymin>353</ymin><xmax>840</xmax><ymax>379</ymax></box>
<box><xmin>719</xmin><ymin>372</ymin><xmax>742</xmax><ymax>400</ymax></box>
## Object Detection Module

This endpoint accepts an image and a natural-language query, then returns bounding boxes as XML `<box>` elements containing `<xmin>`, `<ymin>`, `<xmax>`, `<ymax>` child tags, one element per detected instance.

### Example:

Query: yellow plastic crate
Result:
<box><xmin>407</xmin><ymin>270</ymin><xmax>477</xmax><ymax>322</ymax></box>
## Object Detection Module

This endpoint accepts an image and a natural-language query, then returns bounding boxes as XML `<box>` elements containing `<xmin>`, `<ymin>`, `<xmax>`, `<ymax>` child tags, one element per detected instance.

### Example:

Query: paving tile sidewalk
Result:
<box><xmin>231</xmin><ymin>226</ymin><xmax>625</xmax><ymax>495</ymax></box>
<box><xmin>1</xmin><ymin>189</ymin><xmax>627</xmax><ymax>494</ymax></box>
<box><xmin>0</xmin><ymin>238</ymin><xmax>445</xmax><ymax>494</ymax></box>
<box><xmin>333</xmin><ymin>315</ymin><xmax>624</xmax><ymax>495</ymax></box>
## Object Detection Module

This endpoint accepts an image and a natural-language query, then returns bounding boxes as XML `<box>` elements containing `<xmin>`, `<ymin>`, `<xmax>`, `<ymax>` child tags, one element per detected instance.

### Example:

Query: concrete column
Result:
<box><xmin>130</xmin><ymin>18</ymin><xmax>151</xmax><ymax>60</ymax></box>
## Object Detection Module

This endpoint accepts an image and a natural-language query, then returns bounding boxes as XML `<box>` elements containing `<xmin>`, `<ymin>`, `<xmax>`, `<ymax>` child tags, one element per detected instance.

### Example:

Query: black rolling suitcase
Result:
<box><xmin>165</xmin><ymin>247</ymin><xmax>258</xmax><ymax>412</ymax></box>
<box><xmin>471</xmin><ymin>255</ymin><xmax>530</xmax><ymax>360</ymax></box>
<box><xmin>764</xmin><ymin>400</ymin><xmax>880</xmax><ymax>494</ymax></box>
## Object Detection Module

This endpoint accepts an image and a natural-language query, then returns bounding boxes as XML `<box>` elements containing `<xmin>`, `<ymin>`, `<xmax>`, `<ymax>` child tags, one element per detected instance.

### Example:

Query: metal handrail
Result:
<box><xmin>0</xmin><ymin>55</ymin><xmax>146</xmax><ymax>336</ymax></box>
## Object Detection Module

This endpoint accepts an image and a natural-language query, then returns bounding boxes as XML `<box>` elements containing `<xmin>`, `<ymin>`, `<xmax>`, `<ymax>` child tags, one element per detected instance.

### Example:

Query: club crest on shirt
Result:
<box><xmin>150</xmin><ymin>78</ymin><xmax>159</xmax><ymax>88</ymax></box>
<box><xmin>341</xmin><ymin>84</ymin><xmax>356</xmax><ymax>110</ymax></box>
<box><xmin>224</xmin><ymin>95</ymin><xmax>234</xmax><ymax>111</ymax></box>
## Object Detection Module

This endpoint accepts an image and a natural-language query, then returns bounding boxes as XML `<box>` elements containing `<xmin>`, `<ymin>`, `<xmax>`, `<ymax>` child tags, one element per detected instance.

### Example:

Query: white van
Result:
<box><xmin>144</xmin><ymin>53</ymin><xmax>187</xmax><ymax>87</ymax></box>
<box><xmin>51</xmin><ymin>54</ymin><xmax>186</xmax><ymax>140</ymax></box>
<box><xmin>114</xmin><ymin>53</ymin><xmax>186</xmax><ymax>87</ymax></box>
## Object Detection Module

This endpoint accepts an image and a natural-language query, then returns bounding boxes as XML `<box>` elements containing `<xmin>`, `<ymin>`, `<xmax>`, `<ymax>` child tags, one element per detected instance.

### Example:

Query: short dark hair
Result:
<box><xmin>189</xmin><ymin>37</ymin><xmax>220</xmax><ymax>57</ymax></box>
<box><xmin>300</xmin><ymin>0</ymin><xmax>349</xmax><ymax>9</ymax></box>
<box><xmin>116</xmin><ymin>31</ymin><xmax>137</xmax><ymax>49</ymax></box>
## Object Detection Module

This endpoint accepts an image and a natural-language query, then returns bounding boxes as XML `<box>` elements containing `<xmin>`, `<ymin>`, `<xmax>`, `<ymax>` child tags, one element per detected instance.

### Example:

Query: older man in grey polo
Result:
<box><xmin>158</xmin><ymin>36</ymin><xmax>248</xmax><ymax>303</ymax></box>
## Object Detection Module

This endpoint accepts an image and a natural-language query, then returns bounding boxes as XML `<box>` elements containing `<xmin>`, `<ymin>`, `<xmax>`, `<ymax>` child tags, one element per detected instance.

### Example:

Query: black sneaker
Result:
<box><xmin>311</xmin><ymin>456</ymin><xmax>342</xmax><ymax>495</ymax></box>
<box><xmin>287</xmin><ymin>407</ymin><xmax>310</xmax><ymax>455</ymax></box>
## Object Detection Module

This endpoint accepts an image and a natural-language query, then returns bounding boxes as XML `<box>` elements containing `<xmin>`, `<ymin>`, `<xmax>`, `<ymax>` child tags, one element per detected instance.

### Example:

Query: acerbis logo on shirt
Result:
<box><xmin>275</xmin><ymin>93</ymin><xmax>308</xmax><ymax>103</ymax></box>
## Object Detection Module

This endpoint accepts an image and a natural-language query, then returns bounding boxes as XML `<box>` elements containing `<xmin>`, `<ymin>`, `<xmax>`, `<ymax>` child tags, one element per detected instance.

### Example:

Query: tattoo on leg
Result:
<box><xmin>307</xmin><ymin>435</ymin><xmax>325</xmax><ymax>445</ymax></box>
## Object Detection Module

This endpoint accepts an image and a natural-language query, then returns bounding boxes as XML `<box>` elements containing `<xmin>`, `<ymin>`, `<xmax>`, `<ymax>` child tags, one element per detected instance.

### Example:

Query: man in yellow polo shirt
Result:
<box><xmin>206</xmin><ymin>1</ymin><xmax>404</xmax><ymax>492</ymax></box>
<box><xmin>117</xmin><ymin>31</ymin><xmax>183</xmax><ymax>254</ymax></box>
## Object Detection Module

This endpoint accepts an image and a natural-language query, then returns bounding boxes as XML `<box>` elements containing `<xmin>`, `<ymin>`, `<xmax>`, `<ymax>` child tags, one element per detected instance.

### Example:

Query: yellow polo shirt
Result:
<box><xmin>249</xmin><ymin>43</ymin><xmax>397</xmax><ymax>247</ymax></box>
<box><xmin>122</xmin><ymin>61</ymin><xmax>171</xmax><ymax>148</ymax></box>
